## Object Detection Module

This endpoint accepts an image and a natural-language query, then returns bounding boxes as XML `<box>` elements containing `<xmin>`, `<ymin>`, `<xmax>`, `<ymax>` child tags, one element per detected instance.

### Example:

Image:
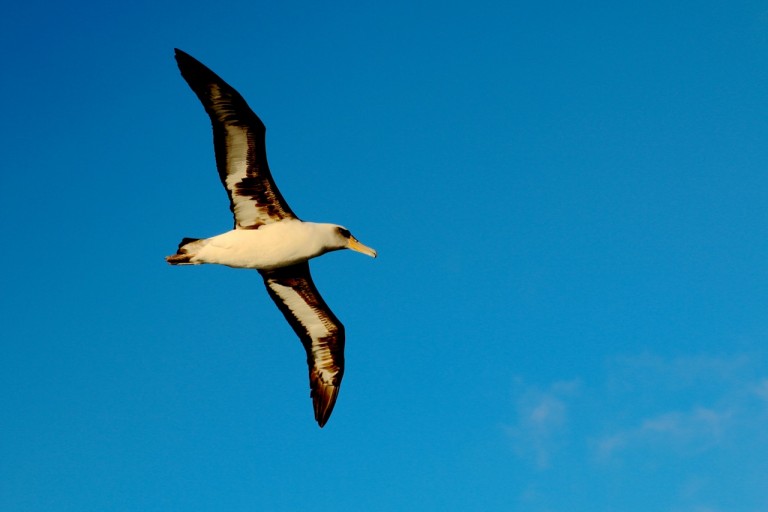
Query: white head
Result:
<box><xmin>323</xmin><ymin>224</ymin><xmax>377</xmax><ymax>258</ymax></box>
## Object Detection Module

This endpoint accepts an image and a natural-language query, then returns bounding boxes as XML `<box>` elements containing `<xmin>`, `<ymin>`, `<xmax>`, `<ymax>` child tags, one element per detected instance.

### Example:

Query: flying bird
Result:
<box><xmin>166</xmin><ymin>49</ymin><xmax>377</xmax><ymax>427</ymax></box>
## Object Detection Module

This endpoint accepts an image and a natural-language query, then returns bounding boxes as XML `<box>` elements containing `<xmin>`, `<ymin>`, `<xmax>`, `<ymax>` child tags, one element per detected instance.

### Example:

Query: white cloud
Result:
<box><xmin>506</xmin><ymin>352</ymin><xmax>768</xmax><ymax>510</ymax></box>
<box><xmin>596</xmin><ymin>406</ymin><xmax>733</xmax><ymax>461</ymax></box>
<box><xmin>504</xmin><ymin>379</ymin><xmax>579</xmax><ymax>469</ymax></box>
<box><xmin>591</xmin><ymin>353</ymin><xmax>767</xmax><ymax>463</ymax></box>
<box><xmin>640</xmin><ymin>407</ymin><xmax>730</xmax><ymax>436</ymax></box>
<box><xmin>607</xmin><ymin>353</ymin><xmax>753</xmax><ymax>392</ymax></box>
<box><xmin>753</xmin><ymin>379</ymin><xmax>768</xmax><ymax>401</ymax></box>
<box><xmin>507</xmin><ymin>353</ymin><xmax>768</xmax><ymax>467</ymax></box>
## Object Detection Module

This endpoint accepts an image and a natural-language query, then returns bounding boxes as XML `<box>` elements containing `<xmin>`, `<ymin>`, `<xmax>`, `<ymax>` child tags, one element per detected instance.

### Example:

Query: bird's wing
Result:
<box><xmin>259</xmin><ymin>262</ymin><xmax>345</xmax><ymax>427</ymax></box>
<box><xmin>175</xmin><ymin>49</ymin><xmax>297</xmax><ymax>229</ymax></box>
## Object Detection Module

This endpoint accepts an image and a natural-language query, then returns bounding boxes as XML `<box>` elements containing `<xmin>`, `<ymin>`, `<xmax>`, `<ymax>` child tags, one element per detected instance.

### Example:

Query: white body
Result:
<box><xmin>188</xmin><ymin>220</ymin><xmax>343</xmax><ymax>270</ymax></box>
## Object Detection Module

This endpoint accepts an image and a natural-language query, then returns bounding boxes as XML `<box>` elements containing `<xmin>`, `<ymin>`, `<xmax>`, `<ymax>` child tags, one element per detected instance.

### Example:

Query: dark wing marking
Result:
<box><xmin>259</xmin><ymin>262</ymin><xmax>345</xmax><ymax>427</ymax></box>
<box><xmin>174</xmin><ymin>49</ymin><xmax>297</xmax><ymax>229</ymax></box>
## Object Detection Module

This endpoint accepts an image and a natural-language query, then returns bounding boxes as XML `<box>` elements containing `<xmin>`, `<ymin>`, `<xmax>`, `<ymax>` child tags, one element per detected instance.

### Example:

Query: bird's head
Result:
<box><xmin>332</xmin><ymin>226</ymin><xmax>377</xmax><ymax>258</ymax></box>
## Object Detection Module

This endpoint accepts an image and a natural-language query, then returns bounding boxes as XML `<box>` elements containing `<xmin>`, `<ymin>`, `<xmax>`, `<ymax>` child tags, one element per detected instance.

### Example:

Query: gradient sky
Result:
<box><xmin>2</xmin><ymin>1</ymin><xmax>768</xmax><ymax>511</ymax></box>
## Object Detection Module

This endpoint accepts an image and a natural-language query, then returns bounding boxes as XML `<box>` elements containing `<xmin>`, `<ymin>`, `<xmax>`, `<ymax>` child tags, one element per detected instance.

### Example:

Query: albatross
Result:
<box><xmin>166</xmin><ymin>49</ymin><xmax>377</xmax><ymax>427</ymax></box>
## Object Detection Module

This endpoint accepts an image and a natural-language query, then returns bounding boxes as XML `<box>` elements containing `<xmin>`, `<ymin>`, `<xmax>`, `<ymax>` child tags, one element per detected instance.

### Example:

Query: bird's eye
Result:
<box><xmin>338</xmin><ymin>228</ymin><xmax>351</xmax><ymax>238</ymax></box>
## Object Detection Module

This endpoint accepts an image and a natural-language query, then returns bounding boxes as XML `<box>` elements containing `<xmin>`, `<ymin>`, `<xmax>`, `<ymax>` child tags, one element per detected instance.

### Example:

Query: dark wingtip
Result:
<box><xmin>310</xmin><ymin>374</ymin><xmax>340</xmax><ymax>428</ymax></box>
<box><xmin>173</xmin><ymin>48</ymin><xmax>201</xmax><ymax>71</ymax></box>
<box><xmin>171</xmin><ymin>48</ymin><xmax>265</xmax><ymax>131</ymax></box>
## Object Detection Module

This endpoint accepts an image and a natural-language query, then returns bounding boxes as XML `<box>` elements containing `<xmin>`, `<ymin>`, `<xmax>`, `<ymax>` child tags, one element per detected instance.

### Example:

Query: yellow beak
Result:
<box><xmin>348</xmin><ymin>237</ymin><xmax>377</xmax><ymax>258</ymax></box>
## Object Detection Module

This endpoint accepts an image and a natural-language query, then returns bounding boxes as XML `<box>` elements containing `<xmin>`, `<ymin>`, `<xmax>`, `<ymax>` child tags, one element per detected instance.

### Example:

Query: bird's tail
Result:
<box><xmin>165</xmin><ymin>237</ymin><xmax>207</xmax><ymax>265</ymax></box>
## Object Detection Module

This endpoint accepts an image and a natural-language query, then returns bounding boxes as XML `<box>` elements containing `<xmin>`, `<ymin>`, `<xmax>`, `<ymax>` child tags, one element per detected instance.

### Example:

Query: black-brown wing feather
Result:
<box><xmin>174</xmin><ymin>49</ymin><xmax>297</xmax><ymax>228</ymax></box>
<box><xmin>259</xmin><ymin>262</ymin><xmax>345</xmax><ymax>427</ymax></box>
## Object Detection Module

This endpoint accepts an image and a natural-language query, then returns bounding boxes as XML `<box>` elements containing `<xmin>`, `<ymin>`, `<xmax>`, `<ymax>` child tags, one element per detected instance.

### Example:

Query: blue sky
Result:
<box><xmin>2</xmin><ymin>1</ymin><xmax>768</xmax><ymax>510</ymax></box>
